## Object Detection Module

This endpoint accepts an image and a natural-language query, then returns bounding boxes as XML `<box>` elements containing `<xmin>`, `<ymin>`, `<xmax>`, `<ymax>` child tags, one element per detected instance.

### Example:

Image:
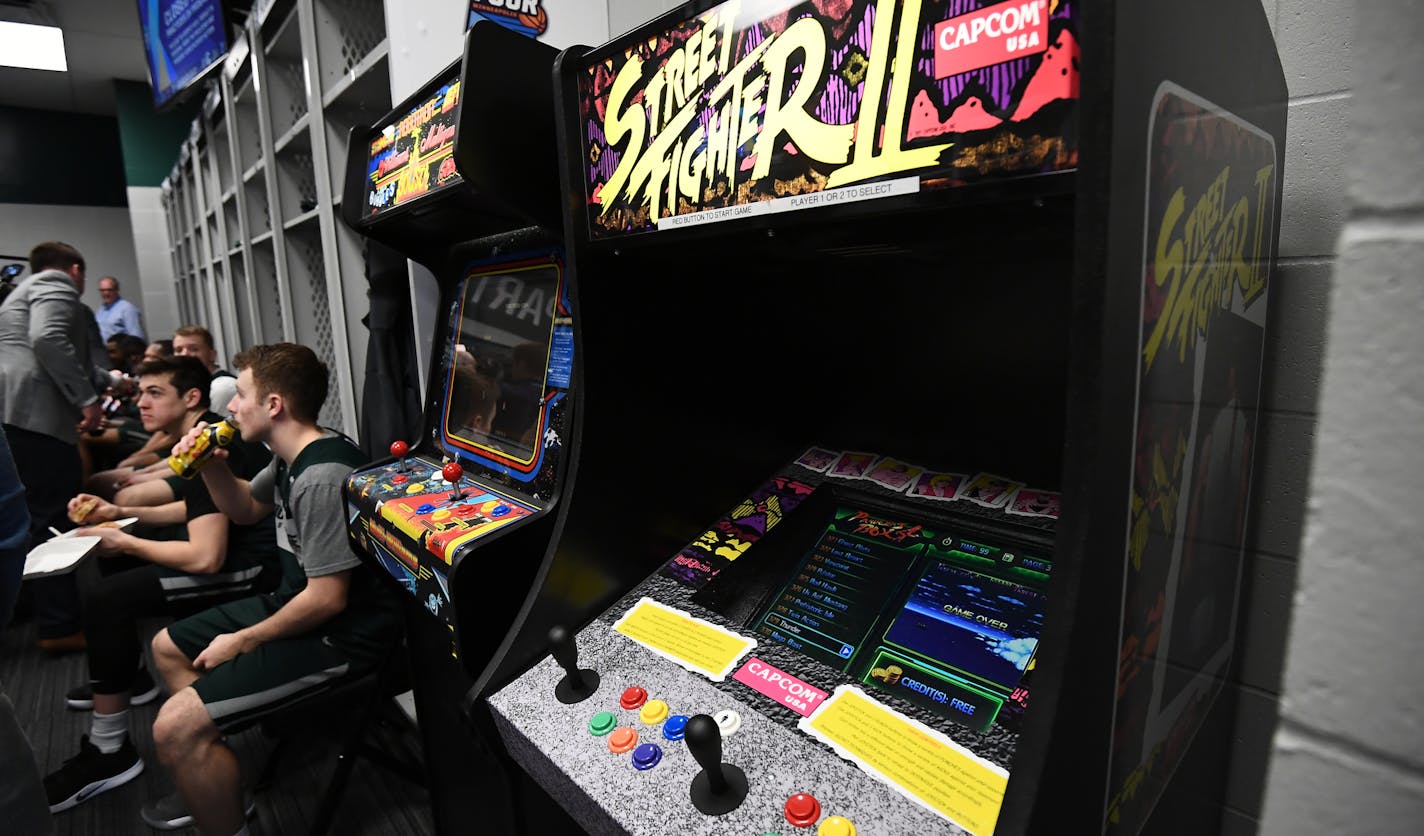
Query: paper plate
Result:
<box><xmin>23</xmin><ymin>536</ymin><xmax>102</xmax><ymax>579</ymax></box>
<box><xmin>53</xmin><ymin>517</ymin><xmax>138</xmax><ymax>539</ymax></box>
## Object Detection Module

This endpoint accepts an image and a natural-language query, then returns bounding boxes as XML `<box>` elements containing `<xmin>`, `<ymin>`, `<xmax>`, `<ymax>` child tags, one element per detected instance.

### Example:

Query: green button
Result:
<box><xmin>588</xmin><ymin>711</ymin><xmax>616</xmax><ymax>736</ymax></box>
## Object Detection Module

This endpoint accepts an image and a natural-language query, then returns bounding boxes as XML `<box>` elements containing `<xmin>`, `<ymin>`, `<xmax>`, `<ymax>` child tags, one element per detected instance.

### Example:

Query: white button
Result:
<box><xmin>714</xmin><ymin>709</ymin><xmax>741</xmax><ymax>736</ymax></box>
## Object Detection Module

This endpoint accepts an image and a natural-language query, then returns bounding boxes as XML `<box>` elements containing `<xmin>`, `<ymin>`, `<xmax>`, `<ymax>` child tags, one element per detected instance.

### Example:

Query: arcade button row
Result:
<box><xmin>385</xmin><ymin>441</ymin><xmax>517</xmax><ymax>516</ymax></box>
<box><xmin>548</xmin><ymin>626</ymin><xmax>858</xmax><ymax>835</ymax></box>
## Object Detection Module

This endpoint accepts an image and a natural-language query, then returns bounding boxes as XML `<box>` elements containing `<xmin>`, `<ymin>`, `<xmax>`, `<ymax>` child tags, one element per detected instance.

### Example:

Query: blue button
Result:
<box><xmin>416</xmin><ymin>504</ymin><xmax>436</xmax><ymax>514</ymax></box>
<box><xmin>631</xmin><ymin>742</ymin><xmax>662</xmax><ymax>770</ymax></box>
<box><xmin>491</xmin><ymin>505</ymin><xmax>511</xmax><ymax>517</ymax></box>
<box><xmin>663</xmin><ymin>715</ymin><xmax>689</xmax><ymax>741</ymax></box>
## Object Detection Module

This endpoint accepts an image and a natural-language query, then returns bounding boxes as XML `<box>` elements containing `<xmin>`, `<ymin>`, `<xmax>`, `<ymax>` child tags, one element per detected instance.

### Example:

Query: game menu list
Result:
<box><xmin>754</xmin><ymin>524</ymin><xmax>914</xmax><ymax>671</ymax></box>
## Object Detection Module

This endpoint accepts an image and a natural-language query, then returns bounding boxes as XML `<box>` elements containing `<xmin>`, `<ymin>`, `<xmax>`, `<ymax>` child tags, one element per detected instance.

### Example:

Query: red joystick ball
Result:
<box><xmin>389</xmin><ymin>440</ymin><xmax>409</xmax><ymax>458</ymax></box>
<box><xmin>442</xmin><ymin>462</ymin><xmax>463</xmax><ymax>484</ymax></box>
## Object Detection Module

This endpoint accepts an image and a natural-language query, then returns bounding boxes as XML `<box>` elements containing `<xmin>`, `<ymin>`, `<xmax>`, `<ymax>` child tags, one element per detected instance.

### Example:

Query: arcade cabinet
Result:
<box><xmin>484</xmin><ymin>1</ymin><xmax>1286</xmax><ymax>835</ymax></box>
<box><xmin>337</xmin><ymin>22</ymin><xmax>578</xmax><ymax>835</ymax></box>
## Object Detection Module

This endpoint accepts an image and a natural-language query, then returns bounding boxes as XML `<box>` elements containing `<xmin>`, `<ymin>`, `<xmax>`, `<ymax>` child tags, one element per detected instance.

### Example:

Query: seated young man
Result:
<box><xmin>96</xmin><ymin>326</ymin><xmax>240</xmax><ymax>506</ymax></box>
<box><xmin>149</xmin><ymin>343</ymin><xmax>401</xmax><ymax>835</ymax></box>
<box><xmin>43</xmin><ymin>356</ymin><xmax>279</xmax><ymax>814</ymax></box>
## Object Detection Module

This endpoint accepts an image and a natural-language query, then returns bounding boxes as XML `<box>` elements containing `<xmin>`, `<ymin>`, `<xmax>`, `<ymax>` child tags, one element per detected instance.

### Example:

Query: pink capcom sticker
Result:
<box><xmin>733</xmin><ymin>658</ymin><xmax>828</xmax><ymax>718</ymax></box>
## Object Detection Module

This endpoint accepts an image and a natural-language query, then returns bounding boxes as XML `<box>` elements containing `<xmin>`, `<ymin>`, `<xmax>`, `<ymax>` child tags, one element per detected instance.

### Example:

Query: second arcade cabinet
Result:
<box><xmin>338</xmin><ymin>22</ymin><xmax>584</xmax><ymax>834</ymax></box>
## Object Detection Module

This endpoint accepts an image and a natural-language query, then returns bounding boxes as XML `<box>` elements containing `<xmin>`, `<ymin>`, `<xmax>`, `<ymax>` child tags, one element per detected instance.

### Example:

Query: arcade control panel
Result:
<box><xmin>346</xmin><ymin>445</ymin><xmax>540</xmax><ymax>622</ymax></box>
<box><xmin>488</xmin><ymin>450</ymin><xmax>1059</xmax><ymax>836</ymax></box>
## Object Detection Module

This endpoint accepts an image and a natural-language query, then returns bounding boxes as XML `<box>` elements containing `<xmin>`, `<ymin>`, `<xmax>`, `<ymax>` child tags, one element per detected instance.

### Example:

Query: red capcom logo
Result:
<box><xmin>934</xmin><ymin>0</ymin><xmax>1050</xmax><ymax>79</ymax></box>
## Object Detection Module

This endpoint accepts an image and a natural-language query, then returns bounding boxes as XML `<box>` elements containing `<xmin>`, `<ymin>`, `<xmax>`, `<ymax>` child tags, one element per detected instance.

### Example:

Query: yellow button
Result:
<box><xmin>639</xmin><ymin>699</ymin><xmax>669</xmax><ymax>725</ymax></box>
<box><xmin>818</xmin><ymin>816</ymin><xmax>856</xmax><ymax>836</ymax></box>
<box><xmin>406</xmin><ymin>483</ymin><xmax>425</xmax><ymax>495</ymax></box>
<box><xmin>431</xmin><ymin>509</ymin><xmax>451</xmax><ymax>520</ymax></box>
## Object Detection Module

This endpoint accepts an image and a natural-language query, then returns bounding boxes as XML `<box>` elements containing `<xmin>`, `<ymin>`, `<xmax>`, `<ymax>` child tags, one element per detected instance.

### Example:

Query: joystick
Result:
<box><xmin>548</xmin><ymin>625</ymin><xmax>599</xmax><ymax>704</ymax></box>
<box><xmin>390</xmin><ymin>440</ymin><xmax>409</xmax><ymax>472</ymax></box>
<box><xmin>685</xmin><ymin>713</ymin><xmax>748</xmax><ymax>816</ymax></box>
<box><xmin>442</xmin><ymin>461</ymin><xmax>463</xmax><ymax>501</ymax></box>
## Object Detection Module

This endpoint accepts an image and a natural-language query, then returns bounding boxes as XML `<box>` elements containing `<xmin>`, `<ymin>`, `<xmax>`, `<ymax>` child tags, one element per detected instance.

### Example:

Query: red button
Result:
<box><xmin>392</xmin><ymin>474</ymin><xmax>408</xmax><ymax>484</ymax></box>
<box><xmin>784</xmin><ymin>793</ymin><xmax>821</xmax><ymax>828</ymax></box>
<box><xmin>619</xmin><ymin>686</ymin><xmax>648</xmax><ymax>710</ymax></box>
<box><xmin>453</xmin><ymin>504</ymin><xmax>479</xmax><ymax>518</ymax></box>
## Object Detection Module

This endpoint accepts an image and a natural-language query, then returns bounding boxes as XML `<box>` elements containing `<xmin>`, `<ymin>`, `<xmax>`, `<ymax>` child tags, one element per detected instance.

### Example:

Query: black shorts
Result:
<box><xmin>166</xmin><ymin>595</ymin><xmax>356</xmax><ymax>731</ymax></box>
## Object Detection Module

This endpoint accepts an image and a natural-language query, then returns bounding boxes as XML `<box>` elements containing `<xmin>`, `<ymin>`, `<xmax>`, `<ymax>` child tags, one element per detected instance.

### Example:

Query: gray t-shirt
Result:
<box><xmin>247</xmin><ymin>431</ymin><xmax>401</xmax><ymax>656</ymax></box>
<box><xmin>249</xmin><ymin>432</ymin><xmax>361</xmax><ymax>579</ymax></box>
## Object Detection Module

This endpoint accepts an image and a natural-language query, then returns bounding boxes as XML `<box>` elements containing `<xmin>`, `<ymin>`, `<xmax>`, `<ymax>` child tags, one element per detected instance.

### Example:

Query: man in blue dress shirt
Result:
<box><xmin>95</xmin><ymin>277</ymin><xmax>144</xmax><ymax>342</ymax></box>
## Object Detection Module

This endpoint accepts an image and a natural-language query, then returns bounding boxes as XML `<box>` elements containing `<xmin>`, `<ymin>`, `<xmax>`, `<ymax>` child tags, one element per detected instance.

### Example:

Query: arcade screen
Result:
<box><xmin>443</xmin><ymin>261</ymin><xmax>562</xmax><ymax>465</ymax></box>
<box><xmin>363</xmin><ymin>72</ymin><xmax>462</xmax><ymax>218</ymax></box>
<box><xmin>136</xmin><ymin>0</ymin><xmax>230</xmax><ymax>109</ymax></box>
<box><xmin>751</xmin><ymin>505</ymin><xmax>1051</xmax><ymax>732</ymax></box>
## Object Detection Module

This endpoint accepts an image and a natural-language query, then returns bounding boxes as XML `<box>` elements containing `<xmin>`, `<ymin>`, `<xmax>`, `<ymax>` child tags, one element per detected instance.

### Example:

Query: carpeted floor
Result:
<box><xmin>1</xmin><ymin>616</ymin><xmax>434</xmax><ymax>836</ymax></box>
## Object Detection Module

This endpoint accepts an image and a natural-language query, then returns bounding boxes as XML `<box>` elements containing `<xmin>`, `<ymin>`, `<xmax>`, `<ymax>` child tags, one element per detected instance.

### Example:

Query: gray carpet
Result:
<box><xmin>1</xmin><ymin>616</ymin><xmax>434</xmax><ymax>835</ymax></box>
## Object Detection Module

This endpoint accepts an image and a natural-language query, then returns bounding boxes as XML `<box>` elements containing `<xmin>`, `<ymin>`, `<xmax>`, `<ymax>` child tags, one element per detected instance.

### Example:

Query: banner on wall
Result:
<box><xmin>467</xmin><ymin>1</ymin><xmax>550</xmax><ymax>38</ymax></box>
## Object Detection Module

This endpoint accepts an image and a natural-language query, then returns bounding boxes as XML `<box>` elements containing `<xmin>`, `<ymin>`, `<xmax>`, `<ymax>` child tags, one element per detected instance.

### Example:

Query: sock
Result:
<box><xmin>90</xmin><ymin>708</ymin><xmax>129</xmax><ymax>754</ymax></box>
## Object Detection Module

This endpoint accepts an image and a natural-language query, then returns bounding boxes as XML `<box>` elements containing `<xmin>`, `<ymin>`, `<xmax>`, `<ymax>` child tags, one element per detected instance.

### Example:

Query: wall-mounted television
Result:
<box><xmin>135</xmin><ymin>0</ymin><xmax>232</xmax><ymax>110</ymax></box>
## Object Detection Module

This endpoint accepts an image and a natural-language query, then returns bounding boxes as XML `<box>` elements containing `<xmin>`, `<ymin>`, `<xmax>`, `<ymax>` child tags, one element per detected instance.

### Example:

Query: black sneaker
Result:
<box><xmin>44</xmin><ymin>735</ymin><xmax>144</xmax><ymax>813</ymax></box>
<box><xmin>66</xmin><ymin>667</ymin><xmax>162</xmax><ymax>710</ymax></box>
<box><xmin>140</xmin><ymin>788</ymin><xmax>256</xmax><ymax>830</ymax></box>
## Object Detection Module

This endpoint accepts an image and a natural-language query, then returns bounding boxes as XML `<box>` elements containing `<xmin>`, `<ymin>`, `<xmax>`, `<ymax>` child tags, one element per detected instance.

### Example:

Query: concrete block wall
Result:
<box><xmin>1258</xmin><ymin>2</ymin><xmax>1424</xmax><ymax>834</ymax></box>
<box><xmin>1208</xmin><ymin>2</ymin><xmax>1357</xmax><ymax>832</ymax></box>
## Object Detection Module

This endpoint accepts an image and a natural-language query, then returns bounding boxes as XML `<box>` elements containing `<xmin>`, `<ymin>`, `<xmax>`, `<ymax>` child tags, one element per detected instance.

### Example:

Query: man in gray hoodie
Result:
<box><xmin>0</xmin><ymin>241</ymin><xmax>111</xmax><ymax>649</ymax></box>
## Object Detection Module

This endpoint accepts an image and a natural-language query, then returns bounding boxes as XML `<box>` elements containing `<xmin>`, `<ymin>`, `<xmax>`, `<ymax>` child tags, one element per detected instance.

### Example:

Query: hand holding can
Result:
<box><xmin>168</xmin><ymin>420</ymin><xmax>236</xmax><ymax>479</ymax></box>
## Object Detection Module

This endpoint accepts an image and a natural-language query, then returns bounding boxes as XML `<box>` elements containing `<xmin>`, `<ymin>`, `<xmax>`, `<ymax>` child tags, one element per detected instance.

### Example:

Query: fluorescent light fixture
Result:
<box><xmin>0</xmin><ymin>21</ymin><xmax>68</xmax><ymax>72</ymax></box>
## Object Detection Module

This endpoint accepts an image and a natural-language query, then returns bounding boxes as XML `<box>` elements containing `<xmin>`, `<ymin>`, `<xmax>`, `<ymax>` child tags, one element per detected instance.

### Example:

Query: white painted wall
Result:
<box><xmin>608</xmin><ymin>0</ymin><xmax>679</xmax><ymax>38</ymax></box>
<box><xmin>386</xmin><ymin>0</ymin><xmax>611</xmax><ymax>101</ymax></box>
<box><xmin>0</xmin><ymin>202</ymin><xmax>143</xmax><ymax>329</ymax></box>
<box><xmin>1257</xmin><ymin>2</ymin><xmax>1424</xmax><ymax>834</ymax></box>
<box><xmin>126</xmin><ymin>186</ymin><xmax>179</xmax><ymax>340</ymax></box>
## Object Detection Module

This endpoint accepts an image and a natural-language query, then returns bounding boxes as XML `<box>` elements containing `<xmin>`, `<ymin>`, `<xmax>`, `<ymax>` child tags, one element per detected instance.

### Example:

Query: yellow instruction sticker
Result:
<box><xmin>611</xmin><ymin>597</ymin><xmax>755</xmax><ymax>681</ymax></box>
<box><xmin>799</xmin><ymin>686</ymin><xmax>1008</xmax><ymax>835</ymax></box>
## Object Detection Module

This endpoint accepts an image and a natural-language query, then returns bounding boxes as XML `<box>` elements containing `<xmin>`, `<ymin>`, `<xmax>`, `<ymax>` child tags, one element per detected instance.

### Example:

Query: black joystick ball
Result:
<box><xmin>548</xmin><ymin>625</ymin><xmax>599</xmax><ymax>704</ymax></box>
<box><xmin>685</xmin><ymin>713</ymin><xmax>748</xmax><ymax>816</ymax></box>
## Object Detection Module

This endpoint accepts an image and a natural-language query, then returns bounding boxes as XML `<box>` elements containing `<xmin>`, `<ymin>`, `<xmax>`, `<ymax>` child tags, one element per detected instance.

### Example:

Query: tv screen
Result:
<box><xmin>136</xmin><ymin>0</ymin><xmax>231</xmax><ymax>109</ymax></box>
<box><xmin>751</xmin><ymin>503</ymin><xmax>1052</xmax><ymax>732</ymax></box>
<box><xmin>442</xmin><ymin>259</ymin><xmax>563</xmax><ymax>467</ymax></box>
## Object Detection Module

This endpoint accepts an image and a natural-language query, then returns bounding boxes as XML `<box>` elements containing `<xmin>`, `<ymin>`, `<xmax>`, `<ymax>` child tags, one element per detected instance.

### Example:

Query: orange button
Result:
<box><xmin>607</xmin><ymin>727</ymin><xmax>638</xmax><ymax>754</ymax></box>
<box><xmin>817</xmin><ymin>816</ymin><xmax>855</xmax><ymax>836</ymax></box>
<box><xmin>785</xmin><ymin>793</ymin><xmax>821</xmax><ymax>827</ymax></box>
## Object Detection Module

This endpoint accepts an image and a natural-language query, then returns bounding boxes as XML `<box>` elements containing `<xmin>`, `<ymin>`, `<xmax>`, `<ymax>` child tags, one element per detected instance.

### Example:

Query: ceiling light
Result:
<box><xmin>0</xmin><ymin>21</ymin><xmax>68</xmax><ymax>72</ymax></box>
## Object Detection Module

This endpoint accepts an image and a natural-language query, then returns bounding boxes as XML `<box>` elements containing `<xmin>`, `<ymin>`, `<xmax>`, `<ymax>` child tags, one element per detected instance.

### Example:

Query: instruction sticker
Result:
<box><xmin>612</xmin><ymin>597</ymin><xmax>755</xmax><ymax>681</ymax></box>
<box><xmin>800</xmin><ymin>686</ymin><xmax>1009</xmax><ymax>835</ymax></box>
